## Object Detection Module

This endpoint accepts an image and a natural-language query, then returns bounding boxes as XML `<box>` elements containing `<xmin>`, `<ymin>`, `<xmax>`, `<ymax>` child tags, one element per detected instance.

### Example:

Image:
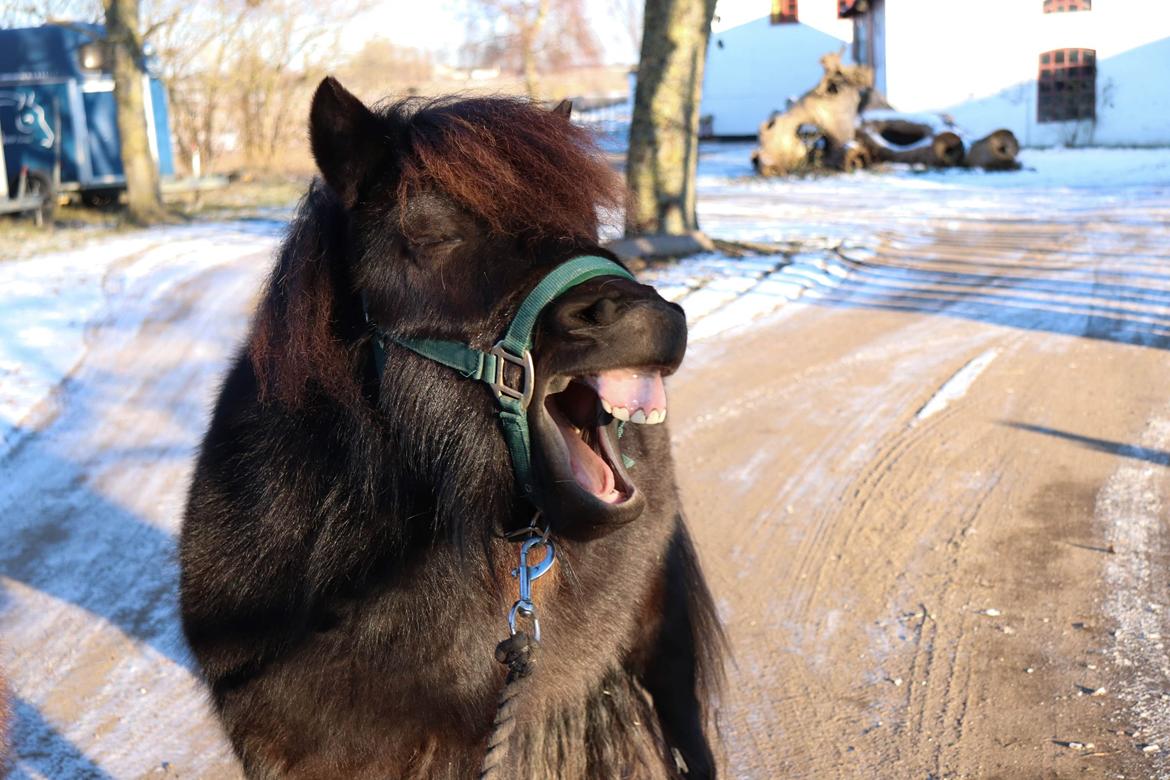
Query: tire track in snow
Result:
<box><xmin>0</xmin><ymin>222</ymin><xmax>283</xmax><ymax>462</ymax></box>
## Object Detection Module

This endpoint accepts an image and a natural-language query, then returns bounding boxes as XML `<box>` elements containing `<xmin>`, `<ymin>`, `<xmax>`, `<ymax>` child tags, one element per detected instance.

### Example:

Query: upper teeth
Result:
<box><xmin>600</xmin><ymin>398</ymin><xmax>666</xmax><ymax>425</ymax></box>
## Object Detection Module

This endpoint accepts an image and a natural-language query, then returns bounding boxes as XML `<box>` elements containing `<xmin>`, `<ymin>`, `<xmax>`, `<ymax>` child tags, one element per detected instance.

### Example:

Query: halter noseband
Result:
<box><xmin>369</xmin><ymin>255</ymin><xmax>635</xmax><ymax>499</ymax></box>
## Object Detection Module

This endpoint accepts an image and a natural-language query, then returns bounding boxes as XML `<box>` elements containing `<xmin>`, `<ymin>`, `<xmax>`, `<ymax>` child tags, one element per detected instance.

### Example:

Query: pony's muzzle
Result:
<box><xmin>546</xmin><ymin>280</ymin><xmax>688</xmax><ymax>375</ymax></box>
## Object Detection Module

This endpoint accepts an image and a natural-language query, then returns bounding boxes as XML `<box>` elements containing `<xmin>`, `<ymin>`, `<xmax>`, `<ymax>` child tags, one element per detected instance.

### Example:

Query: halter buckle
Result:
<box><xmin>489</xmin><ymin>343</ymin><xmax>535</xmax><ymax>408</ymax></box>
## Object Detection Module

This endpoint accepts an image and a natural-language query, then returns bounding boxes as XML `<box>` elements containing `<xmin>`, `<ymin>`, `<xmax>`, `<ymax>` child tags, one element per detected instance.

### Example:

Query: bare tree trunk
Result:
<box><xmin>103</xmin><ymin>0</ymin><xmax>165</xmax><ymax>223</ymax></box>
<box><xmin>624</xmin><ymin>0</ymin><xmax>717</xmax><ymax>236</ymax></box>
<box><xmin>520</xmin><ymin>0</ymin><xmax>550</xmax><ymax>98</ymax></box>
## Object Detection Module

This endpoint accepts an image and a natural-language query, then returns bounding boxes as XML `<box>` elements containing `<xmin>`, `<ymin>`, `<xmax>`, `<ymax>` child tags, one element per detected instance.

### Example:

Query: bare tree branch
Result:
<box><xmin>464</xmin><ymin>0</ymin><xmax>603</xmax><ymax>99</ymax></box>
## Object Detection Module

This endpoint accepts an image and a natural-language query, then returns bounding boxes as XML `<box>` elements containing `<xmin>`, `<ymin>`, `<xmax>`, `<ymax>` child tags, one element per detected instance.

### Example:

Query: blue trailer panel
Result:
<box><xmin>0</xmin><ymin>85</ymin><xmax>64</xmax><ymax>182</ymax></box>
<box><xmin>0</xmin><ymin>23</ymin><xmax>175</xmax><ymax>194</ymax></box>
<box><xmin>81</xmin><ymin>87</ymin><xmax>122</xmax><ymax>182</ymax></box>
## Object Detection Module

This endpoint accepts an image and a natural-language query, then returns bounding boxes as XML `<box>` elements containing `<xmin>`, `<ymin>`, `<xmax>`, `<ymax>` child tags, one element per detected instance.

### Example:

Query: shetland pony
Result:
<box><xmin>180</xmin><ymin>77</ymin><xmax>723</xmax><ymax>779</ymax></box>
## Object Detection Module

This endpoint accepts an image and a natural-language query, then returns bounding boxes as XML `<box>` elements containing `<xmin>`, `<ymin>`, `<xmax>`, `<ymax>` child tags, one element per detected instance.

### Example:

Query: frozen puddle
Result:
<box><xmin>642</xmin><ymin>248</ymin><xmax>858</xmax><ymax>342</ymax></box>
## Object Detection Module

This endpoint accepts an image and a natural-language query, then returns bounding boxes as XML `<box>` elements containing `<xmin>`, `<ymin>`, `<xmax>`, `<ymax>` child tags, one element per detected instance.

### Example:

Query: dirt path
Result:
<box><xmin>3</xmin><ymin>178</ymin><xmax>1170</xmax><ymax>779</ymax></box>
<box><xmin>1</xmin><ymin>242</ymin><xmax>266</xmax><ymax>779</ymax></box>
<box><xmin>673</xmin><ymin>195</ymin><xmax>1170</xmax><ymax>778</ymax></box>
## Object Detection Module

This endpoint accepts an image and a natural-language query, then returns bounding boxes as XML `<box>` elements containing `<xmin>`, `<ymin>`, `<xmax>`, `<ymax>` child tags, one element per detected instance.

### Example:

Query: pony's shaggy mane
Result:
<box><xmin>249</xmin><ymin>185</ymin><xmax>366</xmax><ymax>409</ymax></box>
<box><xmin>388</xmin><ymin>95</ymin><xmax>623</xmax><ymax>242</ymax></box>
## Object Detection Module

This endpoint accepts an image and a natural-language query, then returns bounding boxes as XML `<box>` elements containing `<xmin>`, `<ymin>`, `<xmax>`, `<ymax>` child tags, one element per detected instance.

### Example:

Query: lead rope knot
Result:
<box><xmin>479</xmin><ymin>525</ymin><xmax>556</xmax><ymax>779</ymax></box>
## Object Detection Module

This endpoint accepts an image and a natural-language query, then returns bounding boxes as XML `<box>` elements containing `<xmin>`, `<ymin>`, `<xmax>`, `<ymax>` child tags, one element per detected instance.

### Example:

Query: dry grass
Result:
<box><xmin>0</xmin><ymin>204</ymin><xmax>127</xmax><ymax>262</ymax></box>
<box><xmin>0</xmin><ymin>174</ymin><xmax>307</xmax><ymax>263</ymax></box>
<box><xmin>169</xmin><ymin>174</ymin><xmax>309</xmax><ymax>218</ymax></box>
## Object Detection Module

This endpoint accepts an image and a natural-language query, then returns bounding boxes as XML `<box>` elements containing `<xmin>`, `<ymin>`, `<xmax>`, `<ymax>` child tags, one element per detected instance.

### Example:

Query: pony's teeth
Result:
<box><xmin>630</xmin><ymin>409</ymin><xmax>647</xmax><ymax>424</ymax></box>
<box><xmin>601</xmin><ymin>397</ymin><xmax>613</xmax><ymax>414</ymax></box>
<box><xmin>612</xmin><ymin>406</ymin><xmax>630</xmax><ymax>422</ymax></box>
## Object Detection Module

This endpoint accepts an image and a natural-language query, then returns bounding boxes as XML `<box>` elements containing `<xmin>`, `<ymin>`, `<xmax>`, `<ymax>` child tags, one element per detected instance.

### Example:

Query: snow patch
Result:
<box><xmin>640</xmin><ymin>250</ymin><xmax>856</xmax><ymax>342</ymax></box>
<box><xmin>0</xmin><ymin>221</ymin><xmax>283</xmax><ymax>458</ymax></box>
<box><xmin>914</xmin><ymin>349</ymin><xmax>999</xmax><ymax>422</ymax></box>
<box><xmin>860</xmin><ymin>109</ymin><xmax>956</xmax><ymax>134</ymax></box>
<box><xmin>1097</xmin><ymin>415</ymin><xmax>1170</xmax><ymax>779</ymax></box>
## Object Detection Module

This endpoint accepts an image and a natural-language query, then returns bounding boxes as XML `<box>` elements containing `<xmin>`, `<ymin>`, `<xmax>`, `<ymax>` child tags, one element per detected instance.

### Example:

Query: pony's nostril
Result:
<box><xmin>581</xmin><ymin>297</ymin><xmax>624</xmax><ymax>327</ymax></box>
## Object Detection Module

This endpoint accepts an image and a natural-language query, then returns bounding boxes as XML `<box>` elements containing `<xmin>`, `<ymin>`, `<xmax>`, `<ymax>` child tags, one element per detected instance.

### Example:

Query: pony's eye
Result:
<box><xmin>412</xmin><ymin>237</ymin><xmax>461</xmax><ymax>249</ymax></box>
<box><xmin>403</xmin><ymin>237</ymin><xmax>461</xmax><ymax>265</ymax></box>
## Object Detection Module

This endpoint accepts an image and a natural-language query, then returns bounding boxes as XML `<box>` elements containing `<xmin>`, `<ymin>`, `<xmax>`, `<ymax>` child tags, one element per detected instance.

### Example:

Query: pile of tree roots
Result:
<box><xmin>751</xmin><ymin>52</ymin><xmax>1021</xmax><ymax>176</ymax></box>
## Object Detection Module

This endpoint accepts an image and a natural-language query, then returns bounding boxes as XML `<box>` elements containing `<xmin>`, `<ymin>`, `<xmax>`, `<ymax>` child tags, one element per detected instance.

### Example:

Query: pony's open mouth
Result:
<box><xmin>544</xmin><ymin>369</ymin><xmax>667</xmax><ymax>505</ymax></box>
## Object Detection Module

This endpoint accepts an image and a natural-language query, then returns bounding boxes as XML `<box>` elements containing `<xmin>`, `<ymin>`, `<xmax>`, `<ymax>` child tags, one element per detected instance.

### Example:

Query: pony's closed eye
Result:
<box><xmin>411</xmin><ymin>237</ymin><xmax>461</xmax><ymax>249</ymax></box>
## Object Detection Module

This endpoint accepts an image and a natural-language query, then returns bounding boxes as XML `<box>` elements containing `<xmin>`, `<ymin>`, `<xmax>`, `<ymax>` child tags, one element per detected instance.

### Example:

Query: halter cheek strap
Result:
<box><xmin>370</xmin><ymin>255</ymin><xmax>636</xmax><ymax>498</ymax></box>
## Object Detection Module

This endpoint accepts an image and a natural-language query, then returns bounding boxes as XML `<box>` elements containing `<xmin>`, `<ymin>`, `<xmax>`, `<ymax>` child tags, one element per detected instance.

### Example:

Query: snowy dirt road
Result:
<box><xmin>0</xmin><ymin>223</ymin><xmax>283</xmax><ymax>779</ymax></box>
<box><xmin>2</xmin><ymin>147</ymin><xmax>1170</xmax><ymax>779</ymax></box>
<box><xmin>676</xmin><ymin>150</ymin><xmax>1170</xmax><ymax>779</ymax></box>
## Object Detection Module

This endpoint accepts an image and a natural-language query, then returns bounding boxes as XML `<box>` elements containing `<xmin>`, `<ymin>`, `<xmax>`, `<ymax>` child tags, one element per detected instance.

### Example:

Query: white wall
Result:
<box><xmin>702</xmin><ymin>0</ymin><xmax>853</xmax><ymax>136</ymax></box>
<box><xmin>880</xmin><ymin>0</ymin><xmax>1170</xmax><ymax>146</ymax></box>
<box><xmin>868</xmin><ymin>0</ymin><xmax>886</xmax><ymax>94</ymax></box>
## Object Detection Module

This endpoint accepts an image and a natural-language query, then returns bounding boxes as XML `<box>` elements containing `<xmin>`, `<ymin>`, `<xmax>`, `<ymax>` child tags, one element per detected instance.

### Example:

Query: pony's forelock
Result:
<box><xmin>391</xmin><ymin>96</ymin><xmax>623</xmax><ymax>242</ymax></box>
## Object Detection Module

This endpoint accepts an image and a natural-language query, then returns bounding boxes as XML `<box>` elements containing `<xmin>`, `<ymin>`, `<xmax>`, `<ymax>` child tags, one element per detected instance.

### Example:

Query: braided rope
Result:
<box><xmin>479</xmin><ymin>631</ymin><xmax>538</xmax><ymax>779</ymax></box>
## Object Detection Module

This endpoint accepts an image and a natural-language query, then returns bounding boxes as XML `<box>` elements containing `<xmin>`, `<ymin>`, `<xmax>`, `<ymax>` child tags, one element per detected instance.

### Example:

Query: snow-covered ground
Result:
<box><xmin>643</xmin><ymin>142</ymin><xmax>1170</xmax><ymax>341</ymax></box>
<box><xmin>698</xmin><ymin>141</ymin><xmax>1170</xmax><ymax>189</ymax></box>
<box><xmin>0</xmin><ymin>220</ymin><xmax>286</xmax><ymax>459</ymax></box>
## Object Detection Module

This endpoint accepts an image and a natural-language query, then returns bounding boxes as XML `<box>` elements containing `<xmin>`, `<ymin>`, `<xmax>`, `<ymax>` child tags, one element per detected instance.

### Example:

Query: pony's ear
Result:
<box><xmin>551</xmin><ymin>99</ymin><xmax>573</xmax><ymax>120</ymax></box>
<box><xmin>309</xmin><ymin>77</ymin><xmax>382</xmax><ymax>207</ymax></box>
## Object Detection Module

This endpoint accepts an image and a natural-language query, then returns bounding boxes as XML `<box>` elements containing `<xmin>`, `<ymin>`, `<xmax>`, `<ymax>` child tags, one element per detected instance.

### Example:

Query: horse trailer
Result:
<box><xmin>0</xmin><ymin>22</ymin><xmax>175</xmax><ymax>208</ymax></box>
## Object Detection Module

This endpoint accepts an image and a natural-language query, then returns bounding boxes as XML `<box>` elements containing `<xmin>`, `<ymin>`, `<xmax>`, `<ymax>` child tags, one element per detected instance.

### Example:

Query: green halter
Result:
<box><xmin>372</xmin><ymin>255</ymin><xmax>635</xmax><ymax>498</ymax></box>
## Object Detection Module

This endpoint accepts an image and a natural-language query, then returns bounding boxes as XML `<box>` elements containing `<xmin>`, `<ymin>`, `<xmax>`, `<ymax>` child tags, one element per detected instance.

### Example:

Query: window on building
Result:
<box><xmin>1038</xmin><ymin>48</ymin><xmax>1096</xmax><ymax>122</ymax></box>
<box><xmin>1043</xmin><ymin>0</ymin><xmax>1091</xmax><ymax>12</ymax></box>
<box><xmin>838</xmin><ymin>0</ymin><xmax>869</xmax><ymax>18</ymax></box>
<box><xmin>771</xmin><ymin>0</ymin><xmax>798</xmax><ymax>24</ymax></box>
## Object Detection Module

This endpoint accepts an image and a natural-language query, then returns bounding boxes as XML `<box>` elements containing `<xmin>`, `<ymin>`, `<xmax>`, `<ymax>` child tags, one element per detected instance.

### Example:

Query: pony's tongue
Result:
<box><xmin>559</xmin><ymin>423</ymin><xmax>619</xmax><ymax>501</ymax></box>
<box><xmin>584</xmin><ymin>369</ymin><xmax>667</xmax><ymax>424</ymax></box>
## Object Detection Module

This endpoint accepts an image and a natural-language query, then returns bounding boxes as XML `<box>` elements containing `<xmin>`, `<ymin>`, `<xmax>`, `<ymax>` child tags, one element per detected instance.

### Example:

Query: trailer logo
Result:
<box><xmin>0</xmin><ymin>90</ymin><xmax>55</xmax><ymax>149</ymax></box>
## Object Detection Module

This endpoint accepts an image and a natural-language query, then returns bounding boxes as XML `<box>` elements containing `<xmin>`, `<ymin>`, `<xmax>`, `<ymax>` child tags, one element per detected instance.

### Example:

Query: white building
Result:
<box><xmin>701</xmin><ymin>0</ymin><xmax>1170</xmax><ymax>147</ymax></box>
<box><xmin>701</xmin><ymin>0</ymin><xmax>854</xmax><ymax>137</ymax></box>
<box><xmin>844</xmin><ymin>0</ymin><xmax>1170</xmax><ymax>147</ymax></box>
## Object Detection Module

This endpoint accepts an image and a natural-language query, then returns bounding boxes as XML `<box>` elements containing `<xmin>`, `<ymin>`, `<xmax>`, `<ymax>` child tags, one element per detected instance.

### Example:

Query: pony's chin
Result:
<box><xmin>529</xmin><ymin>374</ymin><xmax>652</xmax><ymax>538</ymax></box>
